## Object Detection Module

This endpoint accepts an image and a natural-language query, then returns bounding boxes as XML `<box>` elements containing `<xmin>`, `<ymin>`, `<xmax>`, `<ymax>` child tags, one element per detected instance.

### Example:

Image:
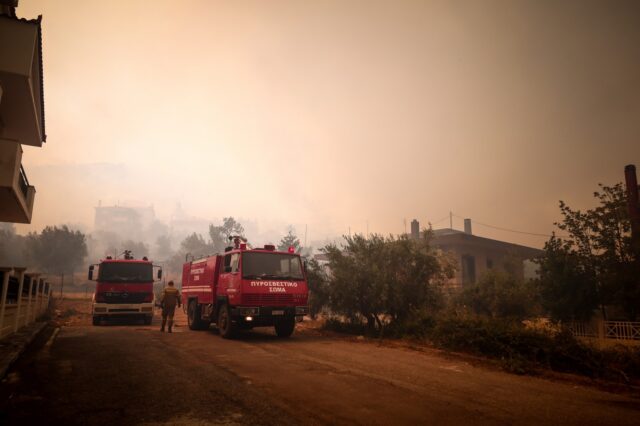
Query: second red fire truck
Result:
<box><xmin>181</xmin><ymin>238</ymin><xmax>309</xmax><ymax>338</ymax></box>
<box><xmin>88</xmin><ymin>251</ymin><xmax>162</xmax><ymax>325</ymax></box>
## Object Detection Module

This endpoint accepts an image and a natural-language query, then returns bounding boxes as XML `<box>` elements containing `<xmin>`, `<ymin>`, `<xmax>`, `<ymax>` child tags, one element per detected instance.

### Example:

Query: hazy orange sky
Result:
<box><xmin>14</xmin><ymin>0</ymin><xmax>640</xmax><ymax>248</ymax></box>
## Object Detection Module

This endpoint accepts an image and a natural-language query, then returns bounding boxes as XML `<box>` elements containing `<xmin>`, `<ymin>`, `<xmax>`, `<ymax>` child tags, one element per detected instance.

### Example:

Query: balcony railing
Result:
<box><xmin>18</xmin><ymin>164</ymin><xmax>30</xmax><ymax>198</ymax></box>
<box><xmin>0</xmin><ymin>267</ymin><xmax>51</xmax><ymax>339</ymax></box>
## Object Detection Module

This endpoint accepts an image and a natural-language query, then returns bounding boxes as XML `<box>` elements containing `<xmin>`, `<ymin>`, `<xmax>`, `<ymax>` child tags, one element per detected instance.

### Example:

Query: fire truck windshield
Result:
<box><xmin>98</xmin><ymin>262</ymin><xmax>153</xmax><ymax>283</ymax></box>
<box><xmin>242</xmin><ymin>252</ymin><xmax>304</xmax><ymax>280</ymax></box>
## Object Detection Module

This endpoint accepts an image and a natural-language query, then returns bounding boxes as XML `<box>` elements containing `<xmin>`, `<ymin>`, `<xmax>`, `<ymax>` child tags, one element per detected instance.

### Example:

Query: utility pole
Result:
<box><xmin>60</xmin><ymin>273</ymin><xmax>64</xmax><ymax>297</ymax></box>
<box><xmin>625</xmin><ymin>164</ymin><xmax>640</xmax><ymax>261</ymax></box>
<box><xmin>449</xmin><ymin>211</ymin><xmax>453</xmax><ymax>229</ymax></box>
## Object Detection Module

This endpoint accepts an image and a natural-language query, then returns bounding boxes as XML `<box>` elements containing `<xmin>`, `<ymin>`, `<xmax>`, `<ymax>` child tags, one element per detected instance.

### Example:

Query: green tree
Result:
<box><xmin>536</xmin><ymin>236</ymin><xmax>598</xmax><ymax>321</ymax></box>
<box><xmin>305</xmin><ymin>258</ymin><xmax>330</xmax><ymax>319</ymax></box>
<box><xmin>278</xmin><ymin>226</ymin><xmax>301</xmax><ymax>252</ymax></box>
<box><xmin>458</xmin><ymin>270</ymin><xmax>539</xmax><ymax>320</ymax></box>
<box><xmin>180</xmin><ymin>233</ymin><xmax>212</xmax><ymax>257</ymax></box>
<box><xmin>209</xmin><ymin>217</ymin><xmax>245</xmax><ymax>252</ymax></box>
<box><xmin>165</xmin><ymin>232</ymin><xmax>212</xmax><ymax>279</ymax></box>
<box><xmin>24</xmin><ymin>225</ymin><xmax>88</xmax><ymax>275</ymax></box>
<box><xmin>0</xmin><ymin>223</ymin><xmax>27</xmax><ymax>265</ymax></box>
<box><xmin>384</xmin><ymin>231</ymin><xmax>451</xmax><ymax>322</ymax></box>
<box><xmin>537</xmin><ymin>183</ymin><xmax>637</xmax><ymax>320</ymax></box>
<box><xmin>323</xmin><ymin>232</ymin><xmax>451</xmax><ymax>334</ymax></box>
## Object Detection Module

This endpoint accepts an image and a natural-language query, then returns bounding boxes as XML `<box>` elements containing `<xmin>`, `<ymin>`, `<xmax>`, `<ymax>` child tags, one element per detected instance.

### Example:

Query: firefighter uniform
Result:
<box><xmin>160</xmin><ymin>285</ymin><xmax>181</xmax><ymax>332</ymax></box>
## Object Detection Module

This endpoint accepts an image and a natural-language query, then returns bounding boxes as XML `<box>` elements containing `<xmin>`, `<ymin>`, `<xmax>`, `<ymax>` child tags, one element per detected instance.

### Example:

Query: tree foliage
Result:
<box><xmin>278</xmin><ymin>226</ymin><xmax>301</xmax><ymax>252</ymax></box>
<box><xmin>458</xmin><ymin>270</ymin><xmax>539</xmax><ymax>320</ymax></box>
<box><xmin>537</xmin><ymin>183</ymin><xmax>638</xmax><ymax>320</ymax></box>
<box><xmin>0</xmin><ymin>223</ymin><xmax>27</xmax><ymax>265</ymax></box>
<box><xmin>305</xmin><ymin>258</ymin><xmax>330</xmax><ymax>319</ymax></box>
<box><xmin>180</xmin><ymin>233</ymin><xmax>212</xmax><ymax>257</ymax></box>
<box><xmin>323</xmin><ymin>232</ymin><xmax>452</xmax><ymax>334</ymax></box>
<box><xmin>209</xmin><ymin>217</ymin><xmax>245</xmax><ymax>252</ymax></box>
<box><xmin>24</xmin><ymin>225</ymin><xmax>88</xmax><ymax>274</ymax></box>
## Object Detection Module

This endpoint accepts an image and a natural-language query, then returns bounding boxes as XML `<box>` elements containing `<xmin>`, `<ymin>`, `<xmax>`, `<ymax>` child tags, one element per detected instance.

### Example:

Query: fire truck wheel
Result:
<box><xmin>217</xmin><ymin>304</ymin><xmax>236</xmax><ymax>339</ymax></box>
<box><xmin>274</xmin><ymin>318</ymin><xmax>295</xmax><ymax>338</ymax></box>
<box><xmin>188</xmin><ymin>300</ymin><xmax>202</xmax><ymax>330</ymax></box>
<box><xmin>92</xmin><ymin>316</ymin><xmax>101</xmax><ymax>326</ymax></box>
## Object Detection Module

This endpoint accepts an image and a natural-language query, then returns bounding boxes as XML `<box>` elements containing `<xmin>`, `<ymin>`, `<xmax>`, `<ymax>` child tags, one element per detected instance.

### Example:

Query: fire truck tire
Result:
<box><xmin>92</xmin><ymin>316</ymin><xmax>101</xmax><ymax>326</ymax></box>
<box><xmin>217</xmin><ymin>304</ymin><xmax>236</xmax><ymax>339</ymax></box>
<box><xmin>188</xmin><ymin>300</ymin><xmax>203</xmax><ymax>330</ymax></box>
<box><xmin>274</xmin><ymin>318</ymin><xmax>295</xmax><ymax>338</ymax></box>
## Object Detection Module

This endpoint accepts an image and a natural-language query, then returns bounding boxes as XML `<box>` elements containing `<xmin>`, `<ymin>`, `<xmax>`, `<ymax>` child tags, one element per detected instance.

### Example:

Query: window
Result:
<box><xmin>462</xmin><ymin>255</ymin><xmax>476</xmax><ymax>285</ymax></box>
<box><xmin>242</xmin><ymin>252</ymin><xmax>304</xmax><ymax>280</ymax></box>
<box><xmin>98</xmin><ymin>262</ymin><xmax>153</xmax><ymax>283</ymax></box>
<box><xmin>230</xmin><ymin>253</ymin><xmax>240</xmax><ymax>273</ymax></box>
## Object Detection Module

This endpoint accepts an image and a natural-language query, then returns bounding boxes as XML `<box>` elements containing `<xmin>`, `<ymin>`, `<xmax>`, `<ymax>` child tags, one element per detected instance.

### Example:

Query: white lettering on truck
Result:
<box><xmin>250</xmin><ymin>281</ymin><xmax>298</xmax><ymax>288</ymax></box>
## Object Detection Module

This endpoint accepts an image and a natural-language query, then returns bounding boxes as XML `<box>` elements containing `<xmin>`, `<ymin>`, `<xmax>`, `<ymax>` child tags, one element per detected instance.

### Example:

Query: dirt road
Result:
<box><xmin>1</xmin><ymin>300</ymin><xmax>639</xmax><ymax>425</ymax></box>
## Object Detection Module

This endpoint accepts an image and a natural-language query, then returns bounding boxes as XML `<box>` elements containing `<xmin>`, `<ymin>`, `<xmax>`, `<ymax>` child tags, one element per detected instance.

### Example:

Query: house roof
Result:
<box><xmin>431</xmin><ymin>228</ymin><xmax>543</xmax><ymax>259</ymax></box>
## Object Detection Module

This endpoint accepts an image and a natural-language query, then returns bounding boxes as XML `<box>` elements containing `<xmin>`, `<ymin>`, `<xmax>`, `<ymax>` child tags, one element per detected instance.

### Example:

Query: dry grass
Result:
<box><xmin>51</xmin><ymin>298</ymin><xmax>93</xmax><ymax>326</ymax></box>
<box><xmin>56</xmin><ymin>292</ymin><xmax>93</xmax><ymax>300</ymax></box>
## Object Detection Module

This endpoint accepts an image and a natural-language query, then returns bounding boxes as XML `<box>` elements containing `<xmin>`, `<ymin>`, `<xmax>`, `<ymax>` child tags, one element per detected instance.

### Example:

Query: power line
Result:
<box><xmin>429</xmin><ymin>215</ymin><xmax>451</xmax><ymax>226</ymax></box>
<box><xmin>450</xmin><ymin>213</ymin><xmax>564</xmax><ymax>238</ymax></box>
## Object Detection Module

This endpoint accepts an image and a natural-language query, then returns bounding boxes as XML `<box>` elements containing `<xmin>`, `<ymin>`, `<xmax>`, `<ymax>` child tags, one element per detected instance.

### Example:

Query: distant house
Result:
<box><xmin>414</xmin><ymin>219</ymin><xmax>543</xmax><ymax>289</ymax></box>
<box><xmin>313</xmin><ymin>253</ymin><xmax>330</xmax><ymax>266</ymax></box>
<box><xmin>94</xmin><ymin>204</ymin><xmax>156</xmax><ymax>241</ymax></box>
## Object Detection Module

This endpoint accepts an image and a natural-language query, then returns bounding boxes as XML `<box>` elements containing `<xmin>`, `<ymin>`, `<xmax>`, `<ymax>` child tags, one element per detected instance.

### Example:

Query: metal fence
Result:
<box><xmin>604</xmin><ymin>321</ymin><xmax>640</xmax><ymax>341</ymax></box>
<box><xmin>0</xmin><ymin>267</ymin><xmax>51</xmax><ymax>340</ymax></box>
<box><xmin>567</xmin><ymin>320</ymin><xmax>640</xmax><ymax>342</ymax></box>
<box><xmin>566</xmin><ymin>321</ymin><xmax>597</xmax><ymax>338</ymax></box>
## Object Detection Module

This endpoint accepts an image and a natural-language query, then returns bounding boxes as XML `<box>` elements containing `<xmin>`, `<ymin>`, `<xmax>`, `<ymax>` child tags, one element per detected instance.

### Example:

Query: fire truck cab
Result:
<box><xmin>182</xmin><ymin>239</ymin><xmax>309</xmax><ymax>338</ymax></box>
<box><xmin>88</xmin><ymin>251</ymin><xmax>162</xmax><ymax>325</ymax></box>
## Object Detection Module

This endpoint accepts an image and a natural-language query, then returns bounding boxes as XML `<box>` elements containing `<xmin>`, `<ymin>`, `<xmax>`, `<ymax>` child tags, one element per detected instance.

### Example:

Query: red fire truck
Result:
<box><xmin>88</xmin><ymin>251</ymin><xmax>162</xmax><ymax>325</ymax></box>
<box><xmin>181</xmin><ymin>238</ymin><xmax>309</xmax><ymax>338</ymax></box>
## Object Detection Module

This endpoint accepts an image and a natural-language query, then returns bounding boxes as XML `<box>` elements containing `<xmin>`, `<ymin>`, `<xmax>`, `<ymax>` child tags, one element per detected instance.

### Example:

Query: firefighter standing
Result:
<box><xmin>160</xmin><ymin>280</ymin><xmax>181</xmax><ymax>333</ymax></box>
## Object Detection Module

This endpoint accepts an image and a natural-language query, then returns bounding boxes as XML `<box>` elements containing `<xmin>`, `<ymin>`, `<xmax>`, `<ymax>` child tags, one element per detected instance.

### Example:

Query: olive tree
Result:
<box><xmin>323</xmin><ymin>232</ymin><xmax>452</xmax><ymax>335</ymax></box>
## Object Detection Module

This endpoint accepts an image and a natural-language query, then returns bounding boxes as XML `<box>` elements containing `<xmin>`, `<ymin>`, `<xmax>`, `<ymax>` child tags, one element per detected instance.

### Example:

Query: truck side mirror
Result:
<box><xmin>157</xmin><ymin>269</ymin><xmax>162</xmax><ymax>280</ymax></box>
<box><xmin>88</xmin><ymin>265</ymin><xmax>94</xmax><ymax>281</ymax></box>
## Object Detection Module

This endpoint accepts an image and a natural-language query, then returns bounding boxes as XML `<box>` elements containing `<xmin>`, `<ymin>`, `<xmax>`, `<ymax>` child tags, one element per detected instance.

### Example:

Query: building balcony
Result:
<box><xmin>0</xmin><ymin>140</ymin><xmax>35</xmax><ymax>223</ymax></box>
<box><xmin>0</xmin><ymin>14</ymin><xmax>45</xmax><ymax>147</ymax></box>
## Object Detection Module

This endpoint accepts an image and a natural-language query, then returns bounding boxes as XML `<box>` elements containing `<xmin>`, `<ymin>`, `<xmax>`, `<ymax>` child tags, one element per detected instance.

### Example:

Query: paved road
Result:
<box><xmin>1</xmin><ymin>308</ymin><xmax>640</xmax><ymax>425</ymax></box>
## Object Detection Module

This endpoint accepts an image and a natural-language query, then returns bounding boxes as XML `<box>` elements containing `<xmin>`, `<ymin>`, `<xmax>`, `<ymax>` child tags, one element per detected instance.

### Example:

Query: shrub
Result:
<box><xmin>323</xmin><ymin>317</ymin><xmax>368</xmax><ymax>336</ymax></box>
<box><xmin>384</xmin><ymin>309</ymin><xmax>437</xmax><ymax>338</ymax></box>
<box><xmin>457</xmin><ymin>270</ymin><xmax>540</xmax><ymax>320</ymax></box>
<box><xmin>322</xmin><ymin>232</ymin><xmax>452</xmax><ymax>335</ymax></box>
